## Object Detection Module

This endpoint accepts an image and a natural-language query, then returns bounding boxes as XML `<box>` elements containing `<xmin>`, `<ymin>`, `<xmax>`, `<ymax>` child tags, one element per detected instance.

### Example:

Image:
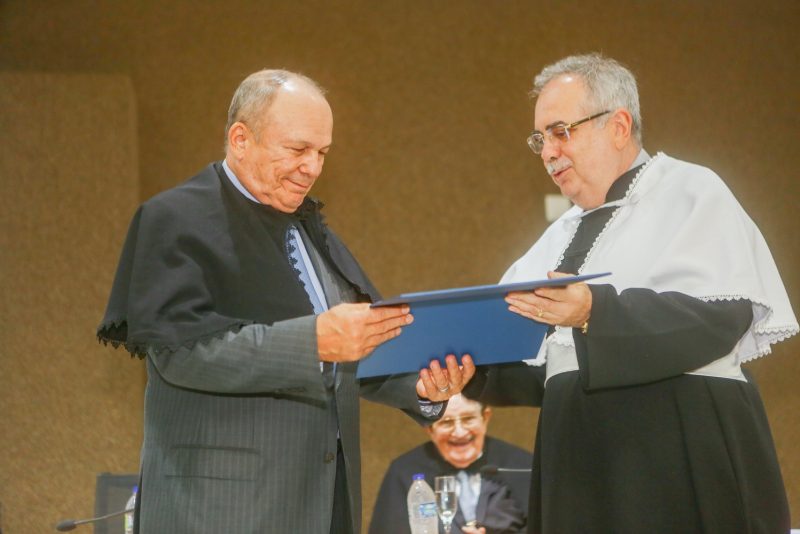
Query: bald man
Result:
<box><xmin>98</xmin><ymin>69</ymin><xmax>474</xmax><ymax>534</ymax></box>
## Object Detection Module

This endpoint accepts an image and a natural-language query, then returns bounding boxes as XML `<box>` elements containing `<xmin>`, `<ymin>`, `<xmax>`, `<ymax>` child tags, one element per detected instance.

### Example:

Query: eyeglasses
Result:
<box><xmin>431</xmin><ymin>413</ymin><xmax>484</xmax><ymax>433</ymax></box>
<box><xmin>526</xmin><ymin>110</ymin><xmax>610</xmax><ymax>154</ymax></box>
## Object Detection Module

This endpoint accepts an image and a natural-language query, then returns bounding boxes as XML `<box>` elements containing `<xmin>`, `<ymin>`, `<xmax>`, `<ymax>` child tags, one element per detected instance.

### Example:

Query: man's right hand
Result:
<box><xmin>316</xmin><ymin>303</ymin><xmax>413</xmax><ymax>362</ymax></box>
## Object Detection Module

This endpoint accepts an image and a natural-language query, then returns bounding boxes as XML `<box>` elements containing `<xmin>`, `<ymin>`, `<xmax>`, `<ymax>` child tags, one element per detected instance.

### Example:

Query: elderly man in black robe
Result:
<box><xmin>464</xmin><ymin>53</ymin><xmax>797</xmax><ymax>533</ymax></box>
<box><xmin>98</xmin><ymin>69</ymin><xmax>475</xmax><ymax>534</ymax></box>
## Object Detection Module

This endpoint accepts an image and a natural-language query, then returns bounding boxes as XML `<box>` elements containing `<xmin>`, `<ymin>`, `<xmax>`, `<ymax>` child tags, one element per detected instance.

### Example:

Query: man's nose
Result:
<box><xmin>540</xmin><ymin>136</ymin><xmax>561</xmax><ymax>162</ymax></box>
<box><xmin>300</xmin><ymin>152</ymin><xmax>324</xmax><ymax>177</ymax></box>
<box><xmin>451</xmin><ymin>421</ymin><xmax>470</xmax><ymax>436</ymax></box>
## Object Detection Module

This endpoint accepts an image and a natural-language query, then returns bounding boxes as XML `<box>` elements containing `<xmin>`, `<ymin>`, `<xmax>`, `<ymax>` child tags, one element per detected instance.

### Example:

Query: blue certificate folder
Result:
<box><xmin>356</xmin><ymin>272</ymin><xmax>610</xmax><ymax>378</ymax></box>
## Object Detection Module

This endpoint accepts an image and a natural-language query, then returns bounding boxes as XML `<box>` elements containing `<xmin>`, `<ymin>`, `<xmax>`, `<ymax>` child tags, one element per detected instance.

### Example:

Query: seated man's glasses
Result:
<box><xmin>431</xmin><ymin>413</ymin><xmax>484</xmax><ymax>433</ymax></box>
<box><xmin>527</xmin><ymin>110</ymin><xmax>610</xmax><ymax>154</ymax></box>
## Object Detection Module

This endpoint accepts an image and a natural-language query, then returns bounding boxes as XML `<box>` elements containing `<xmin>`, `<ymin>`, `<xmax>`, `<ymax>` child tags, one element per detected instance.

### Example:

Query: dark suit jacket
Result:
<box><xmin>369</xmin><ymin>438</ymin><xmax>532</xmax><ymax>534</ymax></box>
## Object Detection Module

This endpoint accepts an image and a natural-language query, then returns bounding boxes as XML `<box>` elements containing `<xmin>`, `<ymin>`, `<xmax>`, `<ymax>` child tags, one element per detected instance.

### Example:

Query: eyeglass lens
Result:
<box><xmin>528</xmin><ymin>124</ymin><xmax>570</xmax><ymax>154</ymax></box>
<box><xmin>527</xmin><ymin>110</ymin><xmax>610</xmax><ymax>154</ymax></box>
<box><xmin>434</xmin><ymin>414</ymin><xmax>482</xmax><ymax>432</ymax></box>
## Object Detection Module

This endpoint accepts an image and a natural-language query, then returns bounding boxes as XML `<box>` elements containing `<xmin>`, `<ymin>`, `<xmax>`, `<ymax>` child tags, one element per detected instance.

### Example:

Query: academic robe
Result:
<box><xmin>465</xmin><ymin>155</ymin><xmax>793</xmax><ymax>533</ymax></box>
<box><xmin>98</xmin><ymin>162</ymin><xmax>431</xmax><ymax>534</ymax></box>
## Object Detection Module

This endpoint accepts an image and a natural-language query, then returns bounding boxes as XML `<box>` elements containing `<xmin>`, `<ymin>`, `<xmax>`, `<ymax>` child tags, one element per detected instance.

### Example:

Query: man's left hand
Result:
<box><xmin>505</xmin><ymin>270</ymin><xmax>591</xmax><ymax>328</ymax></box>
<box><xmin>416</xmin><ymin>354</ymin><xmax>476</xmax><ymax>401</ymax></box>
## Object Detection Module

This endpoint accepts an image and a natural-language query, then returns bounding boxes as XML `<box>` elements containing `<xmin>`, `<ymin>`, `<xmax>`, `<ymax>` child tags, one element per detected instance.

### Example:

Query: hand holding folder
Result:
<box><xmin>356</xmin><ymin>272</ymin><xmax>609</xmax><ymax>378</ymax></box>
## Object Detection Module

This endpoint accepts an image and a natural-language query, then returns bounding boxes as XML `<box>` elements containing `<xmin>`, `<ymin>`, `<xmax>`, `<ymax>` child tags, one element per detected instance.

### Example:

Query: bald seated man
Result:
<box><xmin>370</xmin><ymin>395</ymin><xmax>531</xmax><ymax>534</ymax></box>
<box><xmin>98</xmin><ymin>69</ymin><xmax>475</xmax><ymax>534</ymax></box>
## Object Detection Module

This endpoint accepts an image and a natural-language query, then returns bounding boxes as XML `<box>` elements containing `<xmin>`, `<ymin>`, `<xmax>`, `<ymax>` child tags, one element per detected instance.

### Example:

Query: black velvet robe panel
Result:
<box><xmin>464</xmin><ymin>164</ymin><xmax>789</xmax><ymax>533</ymax></box>
<box><xmin>97</xmin><ymin>162</ymin><xmax>378</xmax><ymax>357</ymax></box>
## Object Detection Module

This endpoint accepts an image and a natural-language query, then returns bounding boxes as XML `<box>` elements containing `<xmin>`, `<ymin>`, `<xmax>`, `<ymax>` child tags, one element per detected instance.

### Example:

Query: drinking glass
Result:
<box><xmin>434</xmin><ymin>475</ymin><xmax>458</xmax><ymax>533</ymax></box>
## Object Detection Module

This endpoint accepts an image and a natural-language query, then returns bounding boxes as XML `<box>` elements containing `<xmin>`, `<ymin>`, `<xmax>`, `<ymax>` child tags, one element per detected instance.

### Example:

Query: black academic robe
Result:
<box><xmin>369</xmin><ymin>437</ymin><xmax>532</xmax><ymax>534</ymax></box>
<box><xmin>464</xmin><ymin>166</ymin><xmax>790</xmax><ymax>533</ymax></box>
<box><xmin>97</xmin><ymin>163</ymin><xmax>434</xmax><ymax>534</ymax></box>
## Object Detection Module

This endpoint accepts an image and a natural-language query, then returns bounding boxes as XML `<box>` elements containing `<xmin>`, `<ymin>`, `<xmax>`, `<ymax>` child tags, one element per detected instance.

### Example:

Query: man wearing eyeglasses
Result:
<box><xmin>370</xmin><ymin>394</ymin><xmax>531</xmax><ymax>534</ymax></box>
<box><xmin>463</xmin><ymin>53</ymin><xmax>797</xmax><ymax>533</ymax></box>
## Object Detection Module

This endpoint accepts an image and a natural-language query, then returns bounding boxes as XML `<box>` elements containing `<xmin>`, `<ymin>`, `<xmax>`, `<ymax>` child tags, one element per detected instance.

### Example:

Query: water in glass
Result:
<box><xmin>434</xmin><ymin>476</ymin><xmax>458</xmax><ymax>533</ymax></box>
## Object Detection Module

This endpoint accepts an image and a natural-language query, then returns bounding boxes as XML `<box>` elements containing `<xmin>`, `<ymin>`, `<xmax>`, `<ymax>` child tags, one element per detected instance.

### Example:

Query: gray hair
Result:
<box><xmin>224</xmin><ymin>69</ymin><xmax>326</xmax><ymax>152</ymax></box>
<box><xmin>531</xmin><ymin>53</ymin><xmax>642</xmax><ymax>145</ymax></box>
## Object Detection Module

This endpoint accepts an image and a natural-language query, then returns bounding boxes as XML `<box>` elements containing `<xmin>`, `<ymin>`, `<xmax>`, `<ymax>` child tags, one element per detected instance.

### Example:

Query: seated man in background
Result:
<box><xmin>370</xmin><ymin>394</ymin><xmax>531</xmax><ymax>534</ymax></box>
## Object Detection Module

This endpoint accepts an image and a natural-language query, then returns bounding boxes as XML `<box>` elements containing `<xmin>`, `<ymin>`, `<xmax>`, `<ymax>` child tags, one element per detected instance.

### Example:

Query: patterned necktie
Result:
<box><xmin>286</xmin><ymin>226</ymin><xmax>326</xmax><ymax>313</ymax></box>
<box><xmin>286</xmin><ymin>225</ymin><xmax>335</xmax><ymax>388</ymax></box>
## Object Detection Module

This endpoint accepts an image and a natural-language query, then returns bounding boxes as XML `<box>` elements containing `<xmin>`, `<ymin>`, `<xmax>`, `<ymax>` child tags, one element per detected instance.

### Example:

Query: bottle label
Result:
<box><xmin>417</xmin><ymin>502</ymin><xmax>438</xmax><ymax>518</ymax></box>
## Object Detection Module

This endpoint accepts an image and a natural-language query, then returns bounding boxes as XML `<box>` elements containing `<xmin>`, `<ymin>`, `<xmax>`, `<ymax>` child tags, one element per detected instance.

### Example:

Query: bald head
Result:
<box><xmin>223</xmin><ymin>69</ymin><xmax>333</xmax><ymax>213</ymax></box>
<box><xmin>224</xmin><ymin>69</ymin><xmax>327</xmax><ymax>153</ymax></box>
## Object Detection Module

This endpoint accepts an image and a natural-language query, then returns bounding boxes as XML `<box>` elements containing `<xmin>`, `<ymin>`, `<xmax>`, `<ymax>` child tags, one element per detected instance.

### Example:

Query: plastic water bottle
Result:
<box><xmin>124</xmin><ymin>485</ymin><xmax>137</xmax><ymax>534</ymax></box>
<box><xmin>407</xmin><ymin>473</ymin><xmax>438</xmax><ymax>534</ymax></box>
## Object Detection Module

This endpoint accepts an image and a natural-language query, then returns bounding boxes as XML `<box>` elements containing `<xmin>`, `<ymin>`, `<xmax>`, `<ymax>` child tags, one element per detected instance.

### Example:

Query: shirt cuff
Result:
<box><xmin>418</xmin><ymin>398</ymin><xmax>445</xmax><ymax>418</ymax></box>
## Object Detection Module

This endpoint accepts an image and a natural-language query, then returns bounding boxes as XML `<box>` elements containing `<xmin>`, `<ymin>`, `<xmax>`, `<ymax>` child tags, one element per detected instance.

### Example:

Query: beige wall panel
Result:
<box><xmin>0</xmin><ymin>73</ymin><xmax>142</xmax><ymax>533</ymax></box>
<box><xmin>0</xmin><ymin>0</ymin><xmax>797</xmax><ymax>530</ymax></box>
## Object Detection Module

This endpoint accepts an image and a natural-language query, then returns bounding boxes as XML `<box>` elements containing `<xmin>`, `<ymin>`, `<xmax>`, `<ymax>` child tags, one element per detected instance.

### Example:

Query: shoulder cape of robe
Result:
<box><xmin>503</xmin><ymin>152</ymin><xmax>798</xmax><ymax>365</ymax></box>
<box><xmin>97</xmin><ymin>162</ymin><xmax>379</xmax><ymax>358</ymax></box>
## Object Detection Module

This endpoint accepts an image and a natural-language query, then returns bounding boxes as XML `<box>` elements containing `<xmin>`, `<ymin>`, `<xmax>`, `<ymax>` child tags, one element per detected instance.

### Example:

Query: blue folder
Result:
<box><xmin>356</xmin><ymin>272</ymin><xmax>610</xmax><ymax>378</ymax></box>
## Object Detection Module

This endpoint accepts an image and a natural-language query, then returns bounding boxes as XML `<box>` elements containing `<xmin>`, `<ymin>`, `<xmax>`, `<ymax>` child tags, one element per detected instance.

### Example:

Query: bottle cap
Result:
<box><xmin>412</xmin><ymin>473</ymin><xmax>425</xmax><ymax>481</ymax></box>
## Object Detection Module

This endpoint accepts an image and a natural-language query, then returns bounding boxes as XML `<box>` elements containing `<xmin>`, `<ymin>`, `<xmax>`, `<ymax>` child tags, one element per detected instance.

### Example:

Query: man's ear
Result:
<box><xmin>227</xmin><ymin>122</ymin><xmax>250</xmax><ymax>158</ymax></box>
<box><xmin>610</xmin><ymin>108</ymin><xmax>633</xmax><ymax>149</ymax></box>
<box><xmin>482</xmin><ymin>406</ymin><xmax>493</xmax><ymax>425</ymax></box>
<box><xmin>425</xmin><ymin>425</ymin><xmax>435</xmax><ymax>439</ymax></box>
